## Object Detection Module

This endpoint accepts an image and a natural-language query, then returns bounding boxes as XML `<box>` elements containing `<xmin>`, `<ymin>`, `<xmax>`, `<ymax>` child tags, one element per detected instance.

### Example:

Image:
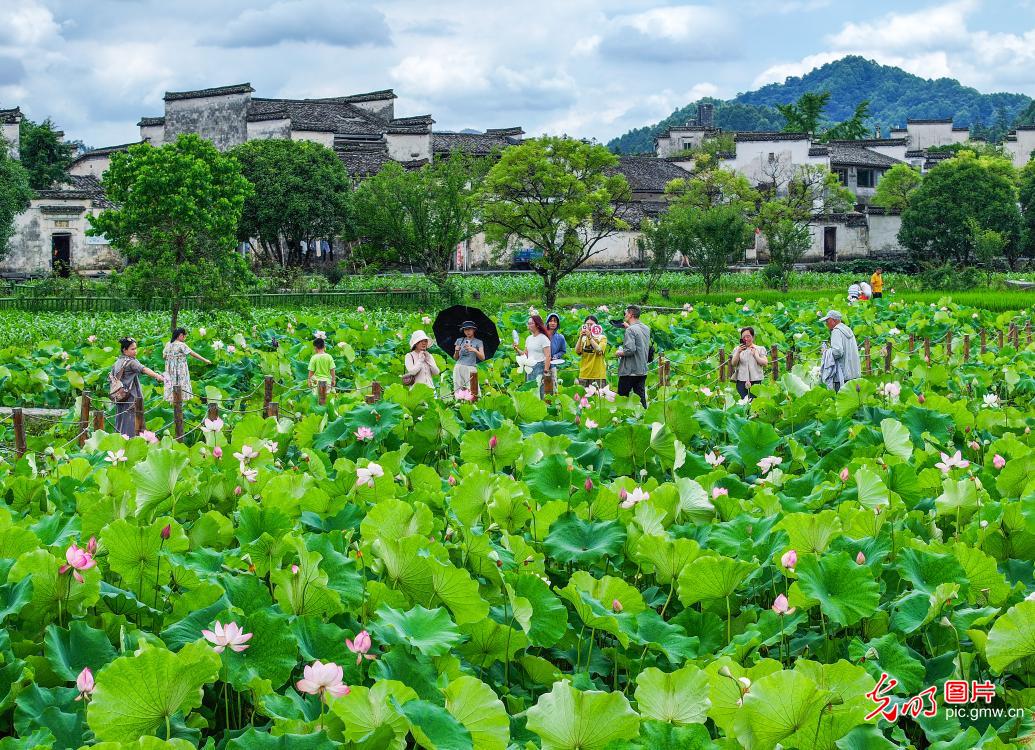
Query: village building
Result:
<box><xmin>1005</xmin><ymin>126</ymin><xmax>1035</xmax><ymax>168</ymax></box>
<box><xmin>2</xmin><ymin>83</ymin><xmax>523</xmax><ymax>277</ymax></box>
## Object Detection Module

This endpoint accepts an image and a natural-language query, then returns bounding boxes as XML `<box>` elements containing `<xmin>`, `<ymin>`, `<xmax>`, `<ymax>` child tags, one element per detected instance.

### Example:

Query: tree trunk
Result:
<box><xmin>170</xmin><ymin>299</ymin><xmax>180</xmax><ymax>337</ymax></box>
<box><xmin>543</xmin><ymin>274</ymin><xmax>559</xmax><ymax>309</ymax></box>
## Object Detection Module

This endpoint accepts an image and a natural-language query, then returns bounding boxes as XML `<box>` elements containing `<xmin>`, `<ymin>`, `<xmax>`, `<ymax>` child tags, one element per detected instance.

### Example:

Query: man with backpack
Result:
<box><xmin>616</xmin><ymin>305</ymin><xmax>651</xmax><ymax>408</ymax></box>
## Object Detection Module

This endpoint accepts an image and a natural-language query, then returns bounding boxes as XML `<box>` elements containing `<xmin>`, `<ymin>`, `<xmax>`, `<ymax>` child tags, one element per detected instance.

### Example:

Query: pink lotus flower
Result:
<box><xmin>234</xmin><ymin>485</ymin><xmax>243</xmax><ymax>496</ymax></box>
<box><xmin>779</xmin><ymin>550</ymin><xmax>797</xmax><ymax>572</ymax></box>
<box><xmin>620</xmin><ymin>487</ymin><xmax>649</xmax><ymax>509</ymax></box>
<box><xmin>599</xmin><ymin>385</ymin><xmax>616</xmax><ymax>402</ymax></box>
<box><xmin>934</xmin><ymin>451</ymin><xmax>969</xmax><ymax>474</ymax></box>
<box><xmin>346</xmin><ymin>630</ymin><xmax>376</xmax><ymax>665</ymax></box>
<box><xmin>201</xmin><ymin>418</ymin><xmax>224</xmax><ymax>433</ymax></box>
<box><xmin>585</xmin><ymin>419</ymin><xmax>599</xmax><ymax>429</ymax></box>
<box><xmin>584</xmin><ymin>477</ymin><xmax>594</xmax><ymax>492</ymax></box>
<box><xmin>75</xmin><ymin>667</ymin><xmax>94</xmax><ymax>701</ymax></box>
<box><xmin>772</xmin><ymin>593</ymin><xmax>795</xmax><ymax>615</ymax></box>
<box><xmin>264</xmin><ymin>440</ymin><xmax>279</xmax><ymax>454</ymax></box>
<box><xmin>355</xmin><ymin>462</ymin><xmax>385</xmax><ymax>487</ymax></box>
<box><xmin>356</xmin><ymin>306</ymin><xmax>365</xmax><ymax>313</ymax></box>
<box><xmin>291</xmin><ymin>564</ymin><xmax>300</xmax><ymax>575</ymax></box>
<box><xmin>296</xmin><ymin>660</ymin><xmax>350</xmax><ymax>698</ymax></box>
<box><xmin>968</xmin><ymin>440</ymin><xmax>980</xmax><ymax>451</ymax></box>
<box><xmin>233</xmin><ymin>445</ymin><xmax>259</xmax><ymax>463</ymax></box>
<box><xmin>141</xmin><ymin>430</ymin><xmax>158</xmax><ymax>444</ymax></box>
<box><xmin>447</xmin><ymin>475</ymin><xmax>457</xmax><ymax>486</ymax></box>
<box><xmin>226</xmin><ymin>345</ymin><xmax>236</xmax><ymax>355</ymax></box>
<box><xmin>704</xmin><ymin>451</ymin><xmax>725</xmax><ymax>467</ymax></box>
<box><xmin>202</xmin><ymin>620</ymin><xmax>252</xmax><ymax>653</ymax></box>
<box><xmin>881</xmin><ymin>382</ymin><xmax>901</xmax><ymax>400</ymax></box>
<box><xmin>757</xmin><ymin>456</ymin><xmax>783</xmax><ymax>475</ymax></box>
<box><xmin>856</xmin><ymin>551</ymin><xmax>867</xmax><ymax>565</ymax></box>
<box><xmin>213</xmin><ymin>446</ymin><xmax>223</xmax><ymax>459</ymax></box>
<box><xmin>612</xmin><ymin>599</ymin><xmax>623</xmax><ymax>613</ymax></box>
<box><xmin>87</xmin><ymin>335</ymin><xmax>97</xmax><ymax>344</ymax></box>
<box><xmin>355</xmin><ymin>426</ymin><xmax>375</xmax><ymax>441</ymax></box>
<box><xmin>700</xmin><ymin>386</ymin><xmax>714</xmax><ymax>398</ymax></box>
<box><xmin>240</xmin><ymin>466</ymin><xmax>258</xmax><ymax>483</ymax></box>
<box><xmin>993</xmin><ymin>454</ymin><xmax>1006</xmax><ymax>470</ymax></box>
<box><xmin>60</xmin><ymin>539</ymin><xmax>97</xmax><ymax>583</ymax></box>
<box><xmin>839</xmin><ymin>467</ymin><xmax>850</xmax><ymax>482</ymax></box>
<box><xmin>712</xmin><ymin>487</ymin><xmax>728</xmax><ymax>499</ymax></box>
<box><xmin>455</xmin><ymin>389</ymin><xmax>475</xmax><ymax>402</ymax></box>
<box><xmin>579</xmin><ymin>397</ymin><xmax>590</xmax><ymax>408</ymax></box>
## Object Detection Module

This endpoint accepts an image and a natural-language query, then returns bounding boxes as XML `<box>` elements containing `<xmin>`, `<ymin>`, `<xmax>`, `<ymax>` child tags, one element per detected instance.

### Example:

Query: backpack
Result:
<box><xmin>108</xmin><ymin>358</ymin><xmax>131</xmax><ymax>402</ymax></box>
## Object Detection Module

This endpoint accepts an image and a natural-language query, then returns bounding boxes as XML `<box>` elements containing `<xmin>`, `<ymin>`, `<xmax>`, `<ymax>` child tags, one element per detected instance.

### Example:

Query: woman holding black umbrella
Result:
<box><xmin>452</xmin><ymin>321</ymin><xmax>485</xmax><ymax>396</ymax></box>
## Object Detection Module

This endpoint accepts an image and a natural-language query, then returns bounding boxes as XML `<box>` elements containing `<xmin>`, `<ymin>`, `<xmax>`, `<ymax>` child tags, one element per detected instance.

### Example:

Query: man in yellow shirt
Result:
<box><xmin>574</xmin><ymin>315</ymin><xmax>608</xmax><ymax>387</ymax></box>
<box><xmin>870</xmin><ymin>267</ymin><xmax>884</xmax><ymax>299</ymax></box>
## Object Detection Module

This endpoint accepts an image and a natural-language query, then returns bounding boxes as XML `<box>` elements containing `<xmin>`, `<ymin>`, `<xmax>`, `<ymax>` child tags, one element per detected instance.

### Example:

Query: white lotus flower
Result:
<box><xmin>705</xmin><ymin>451</ymin><xmax>725</xmax><ymax>467</ymax></box>
<box><xmin>983</xmin><ymin>393</ymin><xmax>999</xmax><ymax>408</ymax></box>
<box><xmin>356</xmin><ymin>462</ymin><xmax>385</xmax><ymax>487</ymax></box>
<box><xmin>934</xmin><ymin>451</ymin><xmax>969</xmax><ymax>474</ymax></box>
<box><xmin>620</xmin><ymin>487</ymin><xmax>650</xmax><ymax>509</ymax></box>
<box><xmin>757</xmin><ymin>456</ymin><xmax>783</xmax><ymax>475</ymax></box>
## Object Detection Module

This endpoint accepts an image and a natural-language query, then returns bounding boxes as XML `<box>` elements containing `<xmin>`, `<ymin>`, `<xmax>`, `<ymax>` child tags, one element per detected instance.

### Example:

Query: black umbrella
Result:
<box><xmin>432</xmin><ymin>305</ymin><xmax>500</xmax><ymax>360</ymax></box>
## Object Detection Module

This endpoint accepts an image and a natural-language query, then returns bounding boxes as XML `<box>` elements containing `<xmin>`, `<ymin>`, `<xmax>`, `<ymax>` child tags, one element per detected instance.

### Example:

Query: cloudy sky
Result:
<box><xmin>2</xmin><ymin>0</ymin><xmax>1035</xmax><ymax>149</ymax></box>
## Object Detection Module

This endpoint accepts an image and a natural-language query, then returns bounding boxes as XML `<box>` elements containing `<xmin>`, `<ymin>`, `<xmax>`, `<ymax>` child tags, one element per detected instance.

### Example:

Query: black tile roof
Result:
<box><xmin>0</xmin><ymin>107</ymin><xmax>22</xmax><ymax>124</ymax></box>
<box><xmin>826</xmin><ymin>138</ymin><xmax>908</xmax><ymax>147</ymax></box>
<box><xmin>70</xmin><ymin>142</ymin><xmax>141</xmax><ymax>166</ymax></box>
<box><xmin>486</xmin><ymin>127</ymin><xmax>524</xmax><ymax>137</ymax></box>
<box><xmin>828</xmin><ymin>144</ymin><xmax>902</xmax><ymax>169</ymax></box>
<box><xmin>808</xmin><ymin>146</ymin><xmax>829</xmax><ymax>157</ymax></box>
<box><xmin>815</xmin><ymin>211</ymin><xmax>868</xmax><ymax>228</ymax></box>
<box><xmin>137</xmin><ymin>116</ymin><xmax>165</xmax><ymax>127</ymax></box>
<box><xmin>432</xmin><ymin>131</ymin><xmax>520</xmax><ymax>156</ymax></box>
<box><xmin>333</xmin><ymin>139</ymin><xmax>427</xmax><ymax>177</ymax></box>
<box><xmin>734</xmin><ymin>131</ymin><xmax>810</xmax><ymax>142</ymax></box>
<box><xmin>35</xmin><ymin>175</ymin><xmax>112</xmax><ymax>207</ymax></box>
<box><xmin>248</xmin><ymin>98</ymin><xmax>386</xmax><ymax>135</ymax></box>
<box><xmin>616</xmin><ymin>200</ymin><xmax>669</xmax><ymax>229</ymax></box>
<box><xmin>952</xmin><ymin>127</ymin><xmax>970</xmax><ymax>132</ymax></box>
<box><xmin>1015</xmin><ymin>125</ymin><xmax>1035</xmax><ymax>131</ymax></box>
<box><xmin>611</xmin><ymin>156</ymin><xmax>688</xmax><ymax>193</ymax></box>
<box><xmin>339</xmin><ymin>89</ymin><xmax>396</xmax><ymax>103</ymax></box>
<box><xmin>387</xmin><ymin>115</ymin><xmax>434</xmax><ymax>135</ymax></box>
<box><xmin>165</xmin><ymin>83</ymin><xmax>254</xmax><ymax>101</ymax></box>
<box><xmin>905</xmin><ymin>149</ymin><xmax>926</xmax><ymax>158</ymax></box>
<box><xmin>864</xmin><ymin>205</ymin><xmax>902</xmax><ymax>216</ymax></box>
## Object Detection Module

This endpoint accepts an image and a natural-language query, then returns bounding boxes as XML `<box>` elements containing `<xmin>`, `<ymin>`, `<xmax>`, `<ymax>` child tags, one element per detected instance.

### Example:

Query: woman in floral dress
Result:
<box><xmin>162</xmin><ymin>328</ymin><xmax>212</xmax><ymax>402</ymax></box>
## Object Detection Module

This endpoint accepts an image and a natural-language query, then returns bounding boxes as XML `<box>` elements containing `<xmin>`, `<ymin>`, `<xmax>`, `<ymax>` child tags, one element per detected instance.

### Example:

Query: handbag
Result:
<box><xmin>108</xmin><ymin>358</ymin><xmax>131</xmax><ymax>402</ymax></box>
<box><xmin>401</xmin><ymin>355</ymin><xmax>418</xmax><ymax>387</ymax></box>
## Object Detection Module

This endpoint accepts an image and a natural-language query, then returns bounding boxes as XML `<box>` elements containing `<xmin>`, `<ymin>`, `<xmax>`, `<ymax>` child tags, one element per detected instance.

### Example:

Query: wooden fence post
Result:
<box><xmin>718</xmin><ymin>347</ymin><xmax>726</xmax><ymax>382</ymax></box>
<box><xmin>909</xmin><ymin>334</ymin><xmax>915</xmax><ymax>354</ymax></box>
<box><xmin>1011</xmin><ymin>323</ymin><xmax>1020</xmax><ymax>348</ymax></box>
<box><xmin>945</xmin><ymin>329</ymin><xmax>952</xmax><ymax>359</ymax></box>
<box><xmin>318</xmin><ymin>381</ymin><xmax>328</xmax><ymax>406</ymax></box>
<box><xmin>92</xmin><ymin>408</ymin><xmax>105</xmax><ymax>432</ymax></box>
<box><xmin>79</xmin><ymin>391</ymin><xmax>91</xmax><ymax>447</ymax></box>
<box><xmin>924</xmin><ymin>337</ymin><xmax>931</xmax><ymax>364</ymax></box>
<box><xmin>658</xmin><ymin>356</ymin><xmax>670</xmax><ymax>387</ymax></box>
<box><xmin>786</xmin><ymin>348</ymin><xmax>794</xmax><ymax>372</ymax></box>
<box><xmin>1027</xmin><ymin>320</ymin><xmax>1032</xmax><ymax>346</ymax></box>
<box><xmin>173</xmin><ymin>385</ymin><xmax>184</xmax><ymax>441</ymax></box>
<box><xmin>134</xmin><ymin>397</ymin><xmax>145</xmax><ymax>435</ymax></box>
<box><xmin>365</xmin><ymin>381</ymin><xmax>383</xmax><ymax>405</ymax></box>
<box><xmin>864</xmin><ymin>339</ymin><xmax>872</xmax><ymax>375</ymax></box>
<box><xmin>980</xmin><ymin>328</ymin><xmax>987</xmax><ymax>354</ymax></box>
<box><xmin>469</xmin><ymin>371</ymin><xmax>480</xmax><ymax>401</ymax></box>
<box><xmin>268</xmin><ymin>402</ymin><xmax>279</xmax><ymax>419</ymax></box>
<box><xmin>207</xmin><ymin>401</ymin><xmax>219</xmax><ymax>423</ymax></box>
<box><xmin>264</xmin><ymin>376</ymin><xmax>274</xmax><ymax>417</ymax></box>
<box><xmin>12</xmin><ymin>408</ymin><xmax>26</xmax><ymax>459</ymax></box>
<box><xmin>770</xmin><ymin>345</ymin><xmax>779</xmax><ymax>380</ymax></box>
<box><xmin>543</xmin><ymin>372</ymin><xmax>555</xmax><ymax>396</ymax></box>
<box><xmin>963</xmin><ymin>334</ymin><xmax>970</xmax><ymax>361</ymax></box>
<box><xmin>999</xmin><ymin>329</ymin><xmax>1005</xmax><ymax>350</ymax></box>
<box><xmin>884</xmin><ymin>341</ymin><xmax>892</xmax><ymax>373</ymax></box>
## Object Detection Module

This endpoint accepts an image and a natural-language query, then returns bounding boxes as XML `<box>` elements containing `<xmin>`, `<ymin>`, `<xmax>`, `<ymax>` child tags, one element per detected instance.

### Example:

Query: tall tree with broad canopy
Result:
<box><xmin>777</xmin><ymin>91</ymin><xmax>871</xmax><ymax>142</ymax></box>
<box><xmin>19</xmin><ymin>118</ymin><xmax>76</xmax><ymax>190</ymax></box>
<box><xmin>89</xmin><ymin>134</ymin><xmax>253</xmax><ymax>333</ymax></box>
<box><xmin>0</xmin><ymin>149</ymin><xmax>33</xmax><ymax>262</ymax></box>
<box><xmin>1019</xmin><ymin>160</ymin><xmax>1035</xmax><ymax>260</ymax></box>
<box><xmin>899</xmin><ymin>151</ymin><xmax>1022</xmax><ymax>268</ymax></box>
<box><xmin>350</xmin><ymin>152</ymin><xmax>484</xmax><ymax>294</ymax></box>
<box><xmin>870</xmin><ymin>163</ymin><xmax>923</xmax><ymax>211</ymax></box>
<box><xmin>480</xmin><ymin>136</ymin><xmax>631</xmax><ymax>307</ymax></box>
<box><xmin>232</xmin><ymin>139</ymin><xmax>352</xmax><ymax>267</ymax></box>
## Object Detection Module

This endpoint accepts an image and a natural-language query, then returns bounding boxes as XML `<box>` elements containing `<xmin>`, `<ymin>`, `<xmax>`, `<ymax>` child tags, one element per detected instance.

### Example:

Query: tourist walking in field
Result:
<box><xmin>109</xmin><ymin>337</ymin><xmax>164</xmax><ymax>438</ymax></box>
<box><xmin>162</xmin><ymin>327</ymin><xmax>211</xmax><ymax>403</ymax></box>
<box><xmin>616</xmin><ymin>305</ymin><xmax>650</xmax><ymax>408</ymax></box>
<box><xmin>307</xmin><ymin>337</ymin><xmax>336</xmax><ymax>392</ymax></box>
<box><xmin>870</xmin><ymin>267</ymin><xmax>884</xmax><ymax>299</ymax></box>
<box><xmin>820</xmin><ymin>310</ymin><xmax>861</xmax><ymax>392</ymax></box>
<box><xmin>731</xmin><ymin>326</ymin><xmax>768</xmax><ymax>400</ymax></box>
<box><xmin>574</xmin><ymin>315</ymin><xmax>608</xmax><ymax>388</ymax></box>
<box><xmin>452</xmin><ymin>321</ymin><xmax>485</xmax><ymax>396</ymax></box>
<box><xmin>514</xmin><ymin>315</ymin><xmax>552</xmax><ymax>397</ymax></box>
<box><xmin>404</xmin><ymin>330</ymin><xmax>440</xmax><ymax>389</ymax></box>
<box><xmin>545</xmin><ymin>312</ymin><xmax>567</xmax><ymax>389</ymax></box>
<box><xmin>847</xmin><ymin>281</ymin><xmax>861</xmax><ymax>303</ymax></box>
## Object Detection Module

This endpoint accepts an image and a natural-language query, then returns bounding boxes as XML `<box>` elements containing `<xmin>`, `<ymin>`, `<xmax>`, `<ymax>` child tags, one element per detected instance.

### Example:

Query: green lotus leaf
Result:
<box><xmin>396</xmin><ymin>697</ymin><xmax>474</xmax><ymax>750</ymax></box>
<box><xmin>634</xmin><ymin>665</ymin><xmax>710</xmax><ymax>725</ymax></box>
<box><xmin>459</xmin><ymin>421</ymin><xmax>522</xmax><ymax>470</ymax></box>
<box><xmin>427</xmin><ymin>559</ymin><xmax>489</xmax><ymax>626</ymax></box>
<box><xmin>505</xmin><ymin>573</ymin><xmax>568</xmax><ymax>648</ymax></box>
<box><xmin>558</xmin><ymin>572</ymin><xmax>645</xmax><ymax>647</ymax></box>
<box><xmin>633</xmin><ymin>535</ymin><xmax>702</xmax><ymax>585</ymax></box>
<box><xmin>544</xmin><ymin>514</ymin><xmax>627</xmax><ymax>566</ymax></box>
<box><xmin>951</xmin><ymin>543</ymin><xmax>1009</xmax><ymax>606</ymax></box>
<box><xmin>91</xmin><ymin>739</ymin><xmax>197</xmax><ymax>750</ymax></box>
<box><xmin>525</xmin><ymin>681</ymin><xmax>640</xmax><ymax>750</ymax></box>
<box><xmin>986</xmin><ymin>600</ymin><xmax>1035</xmax><ymax>674</ymax></box>
<box><xmin>776</xmin><ymin>510</ymin><xmax>842</xmax><ymax>554</ymax></box>
<box><xmin>732</xmin><ymin>670</ymin><xmax>826</xmax><ymax>750</ymax></box>
<box><xmin>45</xmin><ymin>621</ymin><xmax>118</xmax><ymax>681</ymax></box>
<box><xmin>673</xmin><ymin>479</ymin><xmax>714</xmax><ymax>525</ymax></box>
<box><xmin>457</xmin><ymin>619</ymin><xmax>529</xmax><ymax>668</ymax></box>
<box><xmin>996</xmin><ymin>453</ymin><xmax>1035</xmax><ymax>499</ymax></box>
<box><xmin>86</xmin><ymin>641</ymin><xmax>221</xmax><ymax>742</ymax></box>
<box><xmin>790</xmin><ymin>660</ymin><xmax>877</xmax><ymax>750</ymax></box>
<box><xmin>934</xmin><ymin>477</ymin><xmax>979</xmax><ymax>518</ymax></box>
<box><xmin>131</xmin><ymin>447</ymin><xmax>189</xmax><ymax>514</ymax></box>
<box><xmin>880</xmin><ymin>418</ymin><xmax>913</xmax><ymax>461</ymax></box>
<box><xmin>854</xmin><ymin>467</ymin><xmax>891</xmax><ymax>511</ymax></box>
<box><xmin>0</xmin><ymin>521</ymin><xmax>40</xmax><ymax>559</ymax></box>
<box><xmin>361</xmin><ymin>498</ymin><xmax>435</xmax><ymax>543</ymax></box>
<box><xmin>101</xmin><ymin>518</ymin><xmax>189</xmax><ymax>599</ymax></box>
<box><xmin>223</xmin><ymin>608</ymin><xmax>298</xmax><ymax>691</ymax></box>
<box><xmin>736</xmin><ymin>420</ymin><xmax>781</xmax><ymax>471</ymax></box>
<box><xmin>620</xmin><ymin>610</ymin><xmax>699</xmax><ymax>665</ymax></box>
<box><xmin>834</xmin><ymin>725</ymin><xmax>900</xmax><ymax>750</ymax></box>
<box><xmin>9</xmin><ymin>548</ymin><xmax>101</xmax><ymax>626</ymax></box>
<box><xmin>676</xmin><ymin>554</ymin><xmax>757</xmax><ymax>607</ymax></box>
<box><xmin>227</xmin><ymin>727</ymin><xmax>338</xmax><ymax>749</ymax></box>
<box><xmin>13</xmin><ymin>683</ymin><xmax>83</xmax><ymax>750</ymax></box>
<box><xmin>271</xmin><ymin>536</ymin><xmax>343</xmax><ymax>618</ymax></box>
<box><xmin>901</xmin><ymin>406</ymin><xmax>954</xmax><ymax>446</ymax></box>
<box><xmin>848</xmin><ymin>634</ymin><xmax>925</xmax><ymax>694</ymax></box>
<box><xmin>791</xmin><ymin>552</ymin><xmax>879</xmax><ymax>626</ymax></box>
<box><xmin>373</xmin><ymin>605</ymin><xmax>462</xmax><ymax>657</ymax></box>
<box><xmin>0</xmin><ymin>578</ymin><xmax>32</xmax><ymax>625</ymax></box>
<box><xmin>329</xmin><ymin>680</ymin><xmax>416</xmax><ymax>749</ymax></box>
<box><xmin>525</xmin><ymin>455</ymin><xmax>589</xmax><ymax>502</ymax></box>
<box><xmin>896</xmin><ymin>548</ymin><xmax>967</xmax><ymax>597</ymax></box>
<box><xmin>442</xmin><ymin>676</ymin><xmax>509</xmax><ymax>750</ymax></box>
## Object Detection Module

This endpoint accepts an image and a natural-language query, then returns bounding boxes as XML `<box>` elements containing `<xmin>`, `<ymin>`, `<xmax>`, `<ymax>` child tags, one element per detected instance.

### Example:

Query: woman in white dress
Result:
<box><xmin>512</xmin><ymin>315</ymin><xmax>552</xmax><ymax>398</ymax></box>
<box><xmin>163</xmin><ymin>327</ymin><xmax>212</xmax><ymax>402</ymax></box>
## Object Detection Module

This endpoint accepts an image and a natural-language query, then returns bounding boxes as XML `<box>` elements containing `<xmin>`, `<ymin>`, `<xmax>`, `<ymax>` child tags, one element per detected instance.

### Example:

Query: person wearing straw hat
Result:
<box><xmin>452</xmin><ymin>321</ymin><xmax>485</xmax><ymax>396</ymax></box>
<box><xmin>820</xmin><ymin>310</ymin><xmax>861</xmax><ymax>391</ymax></box>
<box><xmin>404</xmin><ymin>330</ymin><xmax>440</xmax><ymax>389</ymax></box>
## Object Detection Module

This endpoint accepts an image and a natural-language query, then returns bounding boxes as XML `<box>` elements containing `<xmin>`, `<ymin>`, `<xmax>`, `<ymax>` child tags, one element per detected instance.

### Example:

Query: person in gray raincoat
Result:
<box><xmin>819</xmin><ymin>310</ymin><xmax>861</xmax><ymax>391</ymax></box>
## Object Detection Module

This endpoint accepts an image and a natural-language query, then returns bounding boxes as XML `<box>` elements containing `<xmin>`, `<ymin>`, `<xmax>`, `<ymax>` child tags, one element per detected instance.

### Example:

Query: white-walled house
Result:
<box><xmin>1005</xmin><ymin>126</ymin><xmax>1035</xmax><ymax>168</ymax></box>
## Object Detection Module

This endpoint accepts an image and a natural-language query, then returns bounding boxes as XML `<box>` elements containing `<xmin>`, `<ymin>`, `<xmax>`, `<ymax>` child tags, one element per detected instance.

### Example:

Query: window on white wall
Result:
<box><xmin>857</xmin><ymin>169</ymin><xmax>876</xmax><ymax>188</ymax></box>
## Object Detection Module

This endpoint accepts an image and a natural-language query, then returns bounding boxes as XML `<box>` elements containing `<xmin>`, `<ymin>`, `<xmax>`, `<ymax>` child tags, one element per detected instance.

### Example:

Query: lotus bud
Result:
<box><xmin>736</xmin><ymin>698</ymin><xmax>743</xmax><ymax>707</ymax></box>
<box><xmin>968</xmin><ymin>441</ymin><xmax>980</xmax><ymax>451</ymax></box>
<box><xmin>738</xmin><ymin>676</ymin><xmax>751</xmax><ymax>691</ymax></box>
<box><xmin>980</xmin><ymin>520</ymin><xmax>989</xmax><ymax>528</ymax></box>
<box><xmin>856</xmin><ymin>551</ymin><xmax>866</xmax><ymax>565</ymax></box>
<box><xmin>940</xmin><ymin>617</ymin><xmax>953</xmax><ymax>628</ymax></box>
<box><xmin>612</xmin><ymin>599</ymin><xmax>623</xmax><ymax>613</ymax></box>
<box><xmin>918</xmin><ymin>393</ymin><xmax>926</xmax><ymax>404</ymax></box>
<box><xmin>444</xmin><ymin>526</ymin><xmax>454</xmax><ymax>540</ymax></box>
<box><xmin>839</xmin><ymin>467</ymin><xmax>850</xmax><ymax>482</ymax></box>
<box><xmin>234</xmin><ymin>486</ymin><xmax>242</xmax><ymax>496</ymax></box>
<box><xmin>524</xmin><ymin>555</ymin><xmax>534</xmax><ymax>565</ymax></box>
<box><xmin>488</xmin><ymin>435</ymin><xmax>498</xmax><ymax>451</ymax></box>
<box><xmin>780</xmin><ymin>549</ymin><xmax>797</xmax><ymax>571</ymax></box>
<box><xmin>291</xmin><ymin>565</ymin><xmax>299</xmax><ymax>575</ymax></box>
<box><xmin>993</xmin><ymin>454</ymin><xmax>1006</xmax><ymax>470</ymax></box>
<box><xmin>719</xmin><ymin>665</ymin><xmax>733</xmax><ymax>678</ymax></box>
<box><xmin>448</xmin><ymin>475</ymin><xmax>457</xmax><ymax>486</ymax></box>
<box><xmin>213</xmin><ymin>446</ymin><xmax>223</xmax><ymax>459</ymax></box>
<box><xmin>160</xmin><ymin>524</ymin><xmax>171</xmax><ymax>540</ymax></box>
<box><xmin>584</xmin><ymin>477</ymin><xmax>594</xmax><ymax>492</ymax></box>
<box><xmin>619</xmin><ymin>487</ymin><xmax>629</xmax><ymax>501</ymax></box>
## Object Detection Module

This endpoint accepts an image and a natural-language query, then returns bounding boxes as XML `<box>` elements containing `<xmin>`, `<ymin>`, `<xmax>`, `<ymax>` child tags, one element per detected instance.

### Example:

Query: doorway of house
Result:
<box><xmin>51</xmin><ymin>234</ymin><xmax>71</xmax><ymax>277</ymax></box>
<box><xmin>823</xmin><ymin>226</ymin><xmax>837</xmax><ymax>261</ymax></box>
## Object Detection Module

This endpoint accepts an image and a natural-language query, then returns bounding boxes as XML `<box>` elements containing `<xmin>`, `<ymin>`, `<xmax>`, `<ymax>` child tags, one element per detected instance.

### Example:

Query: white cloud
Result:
<box><xmin>205</xmin><ymin>1</ymin><xmax>392</xmax><ymax>48</ymax></box>
<box><xmin>598</xmin><ymin>5</ymin><xmax>738</xmax><ymax>62</ymax></box>
<box><xmin>0</xmin><ymin>0</ymin><xmax>61</xmax><ymax>47</ymax></box>
<box><xmin>827</xmin><ymin>0</ymin><xmax>976</xmax><ymax>52</ymax></box>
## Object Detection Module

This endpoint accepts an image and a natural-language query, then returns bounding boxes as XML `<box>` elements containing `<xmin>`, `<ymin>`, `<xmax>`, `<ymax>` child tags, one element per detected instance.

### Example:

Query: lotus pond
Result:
<box><xmin>1</xmin><ymin>296</ymin><xmax>1035</xmax><ymax>750</ymax></box>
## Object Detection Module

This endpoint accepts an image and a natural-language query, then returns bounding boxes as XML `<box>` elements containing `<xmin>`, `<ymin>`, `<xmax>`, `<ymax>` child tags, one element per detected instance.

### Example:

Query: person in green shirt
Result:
<box><xmin>307</xmin><ymin>337</ymin><xmax>336</xmax><ymax>390</ymax></box>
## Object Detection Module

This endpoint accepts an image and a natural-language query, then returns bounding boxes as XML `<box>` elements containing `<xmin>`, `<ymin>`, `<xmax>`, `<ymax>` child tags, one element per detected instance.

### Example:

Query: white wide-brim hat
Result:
<box><xmin>409</xmin><ymin>330</ymin><xmax>431</xmax><ymax>349</ymax></box>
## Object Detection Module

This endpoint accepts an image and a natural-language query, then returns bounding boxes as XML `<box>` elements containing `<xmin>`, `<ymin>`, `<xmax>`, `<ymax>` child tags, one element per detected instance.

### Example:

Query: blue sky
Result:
<box><xmin>2</xmin><ymin>0</ymin><xmax>1035</xmax><ymax>148</ymax></box>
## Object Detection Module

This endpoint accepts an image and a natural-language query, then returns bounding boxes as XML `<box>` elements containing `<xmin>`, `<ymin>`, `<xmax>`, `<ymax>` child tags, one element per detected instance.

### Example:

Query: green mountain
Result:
<box><xmin>608</xmin><ymin>56</ymin><xmax>1032</xmax><ymax>154</ymax></box>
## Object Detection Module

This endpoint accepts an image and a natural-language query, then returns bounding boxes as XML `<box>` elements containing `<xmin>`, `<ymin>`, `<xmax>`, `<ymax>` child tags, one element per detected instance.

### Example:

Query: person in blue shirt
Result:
<box><xmin>545</xmin><ymin>313</ymin><xmax>568</xmax><ymax>363</ymax></box>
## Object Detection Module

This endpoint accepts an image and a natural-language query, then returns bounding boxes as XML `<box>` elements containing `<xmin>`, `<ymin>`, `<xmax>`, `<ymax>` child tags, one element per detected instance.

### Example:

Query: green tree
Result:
<box><xmin>89</xmin><ymin>134</ymin><xmax>253</xmax><ymax>333</ymax></box>
<box><xmin>871</xmin><ymin>163</ymin><xmax>923</xmax><ymax>211</ymax></box>
<box><xmin>899</xmin><ymin>151</ymin><xmax>1023</xmax><ymax>268</ymax></box>
<box><xmin>822</xmin><ymin>100</ymin><xmax>872</xmax><ymax>141</ymax></box>
<box><xmin>636</xmin><ymin>217</ymin><xmax>675</xmax><ymax>302</ymax></box>
<box><xmin>19</xmin><ymin>118</ymin><xmax>76</xmax><ymax>190</ymax></box>
<box><xmin>777</xmin><ymin>92</ymin><xmax>830</xmax><ymax>137</ymax></box>
<box><xmin>757</xmin><ymin>205</ymin><xmax>812</xmax><ymax>293</ymax></box>
<box><xmin>351</xmin><ymin>152</ymin><xmax>483</xmax><ymax>294</ymax></box>
<box><xmin>232</xmin><ymin>139</ymin><xmax>352</xmax><ymax>267</ymax></box>
<box><xmin>0</xmin><ymin>150</ymin><xmax>33</xmax><ymax>261</ymax></box>
<box><xmin>968</xmin><ymin>218</ymin><xmax>1006</xmax><ymax>284</ymax></box>
<box><xmin>1020</xmin><ymin>161</ymin><xmax>1035</xmax><ymax>259</ymax></box>
<box><xmin>480</xmin><ymin>136</ymin><xmax>630</xmax><ymax>307</ymax></box>
<box><xmin>676</xmin><ymin>202</ymin><xmax>751</xmax><ymax>293</ymax></box>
